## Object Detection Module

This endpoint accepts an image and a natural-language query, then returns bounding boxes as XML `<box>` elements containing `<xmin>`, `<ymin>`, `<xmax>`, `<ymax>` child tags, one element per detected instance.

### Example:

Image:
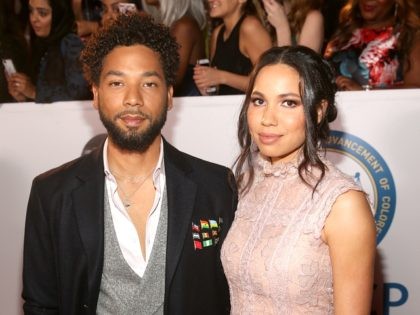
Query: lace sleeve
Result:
<box><xmin>312</xmin><ymin>171</ymin><xmax>370</xmax><ymax>239</ymax></box>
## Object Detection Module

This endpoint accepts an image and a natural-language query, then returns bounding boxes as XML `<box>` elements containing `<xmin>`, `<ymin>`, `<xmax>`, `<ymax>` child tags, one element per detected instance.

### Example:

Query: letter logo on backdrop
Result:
<box><xmin>326</xmin><ymin>130</ymin><xmax>396</xmax><ymax>244</ymax></box>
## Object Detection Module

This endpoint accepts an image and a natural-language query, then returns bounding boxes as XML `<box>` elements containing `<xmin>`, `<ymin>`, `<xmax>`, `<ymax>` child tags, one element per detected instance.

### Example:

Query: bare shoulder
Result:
<box><xmin>331</xmin><ymin>190</ymin><xmax>373</xmax><ymax>222</ymax></box>
<box><xmin>324</xmin><ymin>189</ymin><xmax>376</xmax><ymax>243</ymax></box>
<box><xmin>240</xmin><ymin>15</ymin><xmax>266</xmax><ymax>36</ymax></box>
<box><xmin>239</xmin><ymin>15</ymin><xmax>272</xmax><ymax>59</ymax></box>
<box><xmin>305</xmin><ymin>9</ymin><xmax>324</xmax><ymax>23</ymax></box>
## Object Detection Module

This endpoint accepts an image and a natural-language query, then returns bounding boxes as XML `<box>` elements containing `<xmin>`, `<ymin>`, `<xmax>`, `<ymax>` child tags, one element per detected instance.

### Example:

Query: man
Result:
<box><xmin>22</xmin><ymin>14</ymin><xmax>237</xmax><ymax>315</ymax></box>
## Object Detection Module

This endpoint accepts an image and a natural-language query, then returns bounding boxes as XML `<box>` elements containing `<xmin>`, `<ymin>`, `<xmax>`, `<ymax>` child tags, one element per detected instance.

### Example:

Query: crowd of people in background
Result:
<box><xmin>1</xmin><ymin>0</ymin><xmax>420</xmax><ymax>103</ymax></box>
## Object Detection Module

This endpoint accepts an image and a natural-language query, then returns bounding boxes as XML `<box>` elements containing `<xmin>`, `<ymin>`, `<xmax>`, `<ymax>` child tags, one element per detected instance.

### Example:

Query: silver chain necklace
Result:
<box><xmin>112</xmin><ymin>168</ymin><xmax>155</xmax><ymax>208</ymax></box>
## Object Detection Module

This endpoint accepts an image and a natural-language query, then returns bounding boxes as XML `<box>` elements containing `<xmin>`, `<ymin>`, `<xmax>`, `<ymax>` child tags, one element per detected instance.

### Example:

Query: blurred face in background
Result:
<box><xmin>207</xmin><ymin>0</ymin><xmax>243</xmax><ymax>19</ymax></box>
<box><xmin>29</xmin><ymin>0</ymin><xmax>52</xmax><ymax>37</ymax></box>
<box><xmin>359</xmin><ymin>0</ymin><xmax>395</xmax><ymax>26</ymax></box>
<box><xmin>101</xmin><ymin>0</ymin><xmax>137</xmax><ymax>27</ymax></box>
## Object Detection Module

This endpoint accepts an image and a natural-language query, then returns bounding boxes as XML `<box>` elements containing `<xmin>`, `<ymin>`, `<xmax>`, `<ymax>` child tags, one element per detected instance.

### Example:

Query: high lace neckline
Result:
<box><xmin>255</xmin><ymin>152</ymin><xmax>300</xmax><ymax>181</ymax></box>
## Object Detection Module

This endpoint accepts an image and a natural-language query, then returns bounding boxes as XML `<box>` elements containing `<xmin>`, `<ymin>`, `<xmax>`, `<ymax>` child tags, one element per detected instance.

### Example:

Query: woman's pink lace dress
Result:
<box><xmin>221</xmin><ymin>154</ymin><xmax>363</xmax><ymax>314</ymax></box>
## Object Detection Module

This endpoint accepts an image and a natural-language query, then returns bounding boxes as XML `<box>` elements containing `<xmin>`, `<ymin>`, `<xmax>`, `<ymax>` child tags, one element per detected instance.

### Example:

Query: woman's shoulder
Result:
<box><xmin>240</xmin><ymin>15</ymin><xmax>270</xmax><ymax>45</ymax></box>
<box><xmin>240</xmin><ymin>15</ymin><xmax>265</xmax><ymax>33</ymax></box>
<box><xmin>304</xmin><ymin>9</ymin><xmax>324</xmax><ymax>25</ymax></box>
<box><xmin>318</xmin><ymin>159</ymin><xmax>361</xmax><ymax>193</ymax></box>
<box><xmin>306</xmin><ymin>9</ymin><xmax>323</xmax><ymax>20</ymax></box>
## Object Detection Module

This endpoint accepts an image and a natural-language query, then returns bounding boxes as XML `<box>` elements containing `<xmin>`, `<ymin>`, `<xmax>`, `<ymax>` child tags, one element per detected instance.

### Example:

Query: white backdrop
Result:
<box><xmin>1</xmin><ymin>90</ymin><xmax>419</xmax><ymax>314</ymax></box>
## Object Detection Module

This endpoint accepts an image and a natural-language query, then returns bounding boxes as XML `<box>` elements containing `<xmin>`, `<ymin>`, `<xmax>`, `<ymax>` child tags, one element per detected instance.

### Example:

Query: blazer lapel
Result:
<box><xmin>72</xmin><ymin>149</ymin><xmax>105</xmax><ymax>302</ymax></box>
<box><xmin>163</xmin><ymin>141</ymin><xmax>197</xmax><ymax>290</ymax></box>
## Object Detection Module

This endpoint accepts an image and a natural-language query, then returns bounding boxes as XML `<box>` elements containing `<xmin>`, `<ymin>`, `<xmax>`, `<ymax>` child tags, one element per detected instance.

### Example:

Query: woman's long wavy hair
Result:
<box><xmin>261</xmin><ymin>0</ymin><xmax>322</xmax><ymax>40</ymax></box>
<box><xmin>288</xmin><ymin>0</ymin><xmax>323</xmax><ymax>36</ymax></box>
<box><xmin>235</xmin><ymin>45</ymin><xmax>338</xmax><ymax>195</ymax></box>
<box><xmin>328</xmin><ymin>0</ymin><xmax>420</xmax><ymax>70</ymax></box>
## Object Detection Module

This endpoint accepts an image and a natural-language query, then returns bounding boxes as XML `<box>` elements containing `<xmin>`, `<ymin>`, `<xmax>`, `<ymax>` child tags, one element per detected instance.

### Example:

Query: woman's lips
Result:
<box><xmin>361</xmin><ymin>4</ymin><xmax>376</xmax><ymax>13</ymax></box>
<box><xmin>258</xmin><ymin>133</ymin><xmax>281</xmax><ymax>145</ymax></box>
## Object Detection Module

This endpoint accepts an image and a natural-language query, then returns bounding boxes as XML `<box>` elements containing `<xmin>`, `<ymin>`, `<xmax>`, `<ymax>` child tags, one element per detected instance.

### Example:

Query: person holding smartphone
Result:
<box><xmin>7</xmin><ymin>0</ymin><xmax>91</xmax><ymax>103</ymax></box>
<box><xmin>193</xmin><ymin>0</ymin><xmax>272</xmax><ymax>95</ymax></box>
<box><xmin>0</xmin><ymin>0</ymin><xmax>30</xmax><ymax>103</ymax></box>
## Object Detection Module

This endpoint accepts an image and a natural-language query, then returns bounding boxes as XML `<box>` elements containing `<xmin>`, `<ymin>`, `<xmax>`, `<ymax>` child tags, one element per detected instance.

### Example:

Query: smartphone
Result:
<box><xmin>117</xmin><ymin>3</ymin><xmax>137</xmax><ymax>14</ymax></box>
<box><xmin>197</xmin><ymin>58</ymin><xmax>211</xmax><ymax>67</ymax></box>
<box><xmin>196</xmin><ymin>59</ymin><xmax>217</xmax><ymax>95</ymax></box>
<box><xmin>2</xmin><ymin>59</ymin><xmax>16</xmax><ymax>76</ymax></box>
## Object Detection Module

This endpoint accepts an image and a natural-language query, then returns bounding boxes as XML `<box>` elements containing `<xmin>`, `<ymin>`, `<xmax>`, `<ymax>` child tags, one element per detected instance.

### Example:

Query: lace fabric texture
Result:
<box><xmin>221</xmin><ymin>154</ymin><xmax>363</xmax><ymax>314</ymax></box>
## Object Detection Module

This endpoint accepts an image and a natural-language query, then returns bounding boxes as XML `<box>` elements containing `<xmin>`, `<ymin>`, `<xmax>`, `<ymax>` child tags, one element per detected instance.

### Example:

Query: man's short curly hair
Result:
<box><xmin>80</xmin><ymin>13</ymin><xmax>180</xmax><ymax>86</ymax></box>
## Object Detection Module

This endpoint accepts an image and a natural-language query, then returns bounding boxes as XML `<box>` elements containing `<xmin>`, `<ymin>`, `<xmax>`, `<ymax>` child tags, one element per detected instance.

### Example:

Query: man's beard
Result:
<box><xmin>98</xmin><ymin>99</ymin><xmax>168</xmax><ymax>153</ymax></box>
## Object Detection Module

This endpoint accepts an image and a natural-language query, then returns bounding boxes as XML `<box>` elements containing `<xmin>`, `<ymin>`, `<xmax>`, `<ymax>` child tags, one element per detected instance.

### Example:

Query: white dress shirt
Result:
<box><xmin>103</xmin><ymin>138</ymin><xmax>166</xmax><ymax>277</ymax></box>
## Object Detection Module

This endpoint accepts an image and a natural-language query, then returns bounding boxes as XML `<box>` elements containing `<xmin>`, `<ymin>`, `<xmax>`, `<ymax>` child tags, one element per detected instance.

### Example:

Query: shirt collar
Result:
<box><xmin>103</xmin><ymin>137</ymin><xmax>165</xmax><ymax>188</ymax></box>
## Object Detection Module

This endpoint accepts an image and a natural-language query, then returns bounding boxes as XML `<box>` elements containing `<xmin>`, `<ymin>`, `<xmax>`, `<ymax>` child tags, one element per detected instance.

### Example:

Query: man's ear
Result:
<box><xmin>167</xmin><ymin>85</ymin><xmax>174</xmax><ymax>111</ymax></box>
<box><xmin>92</xmin><ymin>84</ymin><xmax>99</xmax><ymax>110</ymax></box>
<box><xmin>317</xmin><ymin>100</ymin><xmax>328</xmax><ymax>124</ymax></box>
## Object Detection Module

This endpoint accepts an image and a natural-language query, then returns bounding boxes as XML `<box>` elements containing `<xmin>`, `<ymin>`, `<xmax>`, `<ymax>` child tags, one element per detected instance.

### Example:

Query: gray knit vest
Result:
<box><xmin>96</xmin><ymin>188</ymin><xmax>168</xmax><ymax>315</ymax></box>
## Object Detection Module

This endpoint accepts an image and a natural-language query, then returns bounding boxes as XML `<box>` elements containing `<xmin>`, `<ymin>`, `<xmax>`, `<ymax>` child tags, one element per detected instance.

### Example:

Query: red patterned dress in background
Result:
<box><xmin>325</xmin><ymin>26</ymin><xmax>403</xmax><ymax>88</ymax></box>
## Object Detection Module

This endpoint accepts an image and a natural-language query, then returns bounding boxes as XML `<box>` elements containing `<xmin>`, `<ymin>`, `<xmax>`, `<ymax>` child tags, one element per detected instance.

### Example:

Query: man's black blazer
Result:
<box><xmin>22</xmin><ymin>139</ymin><xmax>237</xmax><ymax>315</ymax></box>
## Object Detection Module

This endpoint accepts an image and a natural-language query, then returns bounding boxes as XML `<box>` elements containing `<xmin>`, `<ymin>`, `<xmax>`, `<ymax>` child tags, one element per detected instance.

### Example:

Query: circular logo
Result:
<box><xmin>326</xmin><ymin>130</ymin><xmax>396</xmax><ymax>244</ymax></box>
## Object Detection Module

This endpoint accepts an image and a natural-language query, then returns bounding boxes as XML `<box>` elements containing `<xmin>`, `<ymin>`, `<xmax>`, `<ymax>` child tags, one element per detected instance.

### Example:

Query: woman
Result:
<box><xmin>7</xmin><ymin>0</ymin><xmax>91</xmax><ymax>103</ymax></box>
<box><xmin>142</xmin><ymin>0</ymin><xmax>206</xmax><ymax>96</ymax></box>
<box><xmin>0</xmin><ymin>0</ymin><xmax>30</xmax><ymax>103</ymax></box>
<box><xmin>193</xmin><ymin>0</ymin><xmax>272</xmax><ymax>95</ymax></box>
<box><xmin>324</xmin><ymin>0</ymin><xmax>420</xmax><ymax>90</ymax></box>
<box><xmin>221</xmin><ymin>46</ymin><xmax>376</xmax><ymax>314</ymax></box>
<box><xmin>262</xmin><ymin>0</ymin><xmax>324</xmax><ymax>53</ymax></box>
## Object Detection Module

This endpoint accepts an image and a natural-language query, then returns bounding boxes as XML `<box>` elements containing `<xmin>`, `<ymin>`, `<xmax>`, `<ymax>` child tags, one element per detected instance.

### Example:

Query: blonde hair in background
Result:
<box><xmin>141</xmin><ymin>0</ymin><xmax>207</xmax><ymax>30</ymax></box>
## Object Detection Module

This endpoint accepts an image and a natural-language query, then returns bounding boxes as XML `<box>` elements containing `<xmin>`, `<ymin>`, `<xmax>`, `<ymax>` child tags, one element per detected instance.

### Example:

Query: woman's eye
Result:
<box><xmin>251</xmin><ymin>97</ymin><xmax>265</xmax><ymax>106</ymax></box>
<box><xmin>282</xmin><ymin>100</ymin><xmax>298</xmax><ymax>107</ymax></box>
<box><xmin>38</xmin><ymin>9</ymin><xmax>50</xmax><ymax>17</ymax></box>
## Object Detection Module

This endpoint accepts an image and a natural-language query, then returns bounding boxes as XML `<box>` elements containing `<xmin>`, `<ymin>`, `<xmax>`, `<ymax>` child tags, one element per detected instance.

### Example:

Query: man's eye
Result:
<box><xmin>143</xmin><ymin>82</ymin><xmax>157</xmax><ymax>88</ymax></box>
<box><xmin>109</xmin><ymin>81</ymin><xmax>123</xmax><ymax>87</ymax></box>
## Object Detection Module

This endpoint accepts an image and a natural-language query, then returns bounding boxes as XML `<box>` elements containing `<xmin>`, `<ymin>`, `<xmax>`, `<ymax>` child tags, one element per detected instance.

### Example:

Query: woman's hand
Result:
<box><xmin>193</xmin><ymin>65</ymin><xmax>220</xmax><ymax>95</ymax></box>
<box><xmin>262</xmin><ymin>0</ymin><xmax>288</xmax><ymax>31</ymax></box>
<box><xmin>7</xmin><ymin>72</ymin><xmax>36</xmax><ymax>101</ymax></box>
<box><xmin>336</xmin><ymin>76</ymin><xmax>364</xmax><ymax>91</ymax></box>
